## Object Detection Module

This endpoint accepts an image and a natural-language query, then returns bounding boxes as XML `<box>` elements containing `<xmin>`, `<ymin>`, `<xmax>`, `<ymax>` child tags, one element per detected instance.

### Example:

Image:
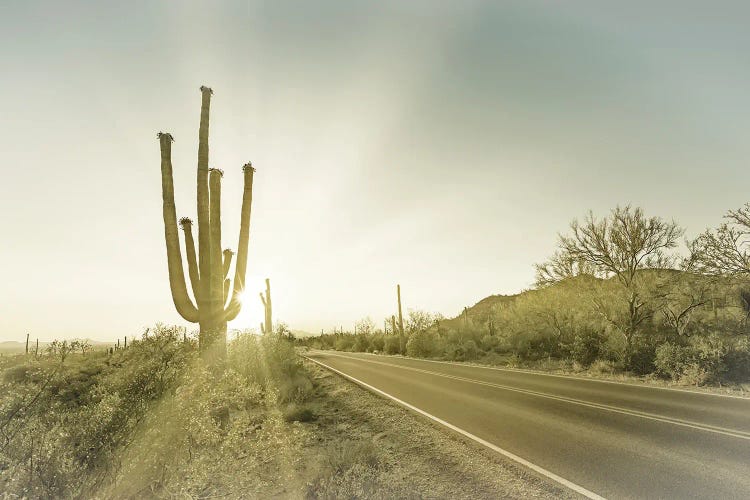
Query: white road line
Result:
<box><xmin>304</xmin><ymin>354</ymin><xmax>606</xmax><ymax>500</ymax></box>
<box><xmin>321</xmin><ymin>350</ymin><xmax>749</xmax><ymax>399</ymax></box>
<box><xmin>317</xmin><ymin>351</ymin><xmax>750</xmax><ymax>441</ymax></box>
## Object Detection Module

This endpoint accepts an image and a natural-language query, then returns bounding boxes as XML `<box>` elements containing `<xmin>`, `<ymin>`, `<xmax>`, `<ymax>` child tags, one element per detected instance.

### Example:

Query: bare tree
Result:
<box><xmin>689</xmin><ymin>203</ymin><xmax>750</xmax><ymax>277</ymax></box>
<box><xmin>537</xmin><ymin>206</ymin><xmax>683</xmax><ymax>351</ymax></box>
<box><xmin>654</xmin><ymin>273</ymin><xmax>710</xmax><ymax>337</ymax></box>
<box><xmin>535</xmin><ymin>250</ymin><xmax>601</xmax><ymax>286</ymax></box>
<box><xmin>47</xmin><ymin>340</ymin><xmax>74</xmax><ymax>363</ymax></box>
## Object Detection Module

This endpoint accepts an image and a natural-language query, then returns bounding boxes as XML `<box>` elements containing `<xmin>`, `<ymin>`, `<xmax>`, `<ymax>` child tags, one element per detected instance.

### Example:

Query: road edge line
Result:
<box><xmin>303</xmin><ymin>354</ymin><xmax>606</xmax><ymax>500</ymax></box>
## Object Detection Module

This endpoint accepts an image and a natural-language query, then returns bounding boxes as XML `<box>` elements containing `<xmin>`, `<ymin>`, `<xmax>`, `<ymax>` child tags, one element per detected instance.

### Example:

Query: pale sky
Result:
<box><xmin>2</xmin><ymin>1</ymin><xmax>750</xmax><ymax>341</ymax></box>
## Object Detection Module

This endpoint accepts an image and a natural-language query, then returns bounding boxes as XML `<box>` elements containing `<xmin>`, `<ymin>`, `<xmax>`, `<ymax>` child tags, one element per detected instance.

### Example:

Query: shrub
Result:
<box><xmin>654</xmin><ymin>335</ymin><xmax>732</xmax><ymax>385</ymax></box>
<box><xmin>334</xmin><ymin>336</ymin><xmax>354</xmax><ymax>352</ymax></box>
<box><xmin>383</xmin><ymin>336</ymin><xmax>401</xmax><ymax>355</ymax></box>
<box><xmin>480</xmin><ymin>334</ymin><xmax>500</xmax><ymax>353</ymax></box>
<box><xmin>283</xmin><ymin>403</ymin><xmax>316</xmax><ymax>422</ymax></box>
<box><xmin>626</xmin><ymin>337</ymin><xmax>657</xmax><ymax>375</ymax></box>
<box><xmin>352</xmin><ymin>334</ymin><xmax>370</xmax><ymax>353</ymax></box>
<box><xmin>570</xmin><ymin>329</ymin><xmax>606</xmax><ymax>367</ymax></box>
<box><xmin>370</xmin><ymin>334</ymin><xmax>385</xmax><ymax>353</ymax></box>
<box><xmin>406</xmin><ymin>330</ymin><xmax>440</xmax><ymax>358</ymax></box>
<box><xmin>654</xmin><ymin>342</ymin><xmax>691</xmax><ymax>380</ymax></box>
<box><xmin>723</xmin><ymin>337</ymin><xmax>750</xmax><ymax>382</ymax></box>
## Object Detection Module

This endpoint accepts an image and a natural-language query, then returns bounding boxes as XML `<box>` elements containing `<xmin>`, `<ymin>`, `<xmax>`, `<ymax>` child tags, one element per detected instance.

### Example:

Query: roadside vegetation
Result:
<box><xmin>1</xmin><ymin>323</ymin><xmax>561</xmax><ymax>499</ymax></box>
<box><xmin>302</xmin><ymin>204</ymin><xmax>750</xmax><ymax>388</ymax></box>
<box><xmin>0</xmin><ymin>324</ymin><xmax>315</xmax><ymax>498</ymax></box>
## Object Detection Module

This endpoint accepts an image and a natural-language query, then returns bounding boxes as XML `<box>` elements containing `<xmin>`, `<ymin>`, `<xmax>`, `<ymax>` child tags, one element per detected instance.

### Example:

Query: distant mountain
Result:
<box><xmin>290</xmin><ymin>329</ymin><xmax>317</xmax><ymax>338</ymax></box>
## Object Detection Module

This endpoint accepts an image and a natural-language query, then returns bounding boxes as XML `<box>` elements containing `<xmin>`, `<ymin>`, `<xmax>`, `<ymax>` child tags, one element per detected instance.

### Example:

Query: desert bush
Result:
<box><xmin>229</xmin><ymin>332</ymin><xmax>313</xmax><ymax>403</ymax></box>
<box><xmin>723</xmin><ymin>337</ymin><xmax>750</xmax><ymax>382</ymax></box>
<box><xmin>480</xmin><ymin>334</ymin><xmax>501</xmax><ymax>353</ymax></box>
<box><xmin>334</xmin><ymin>336</ymin><xmax>354</xmax><ymax>352</ymax></box>
<box><xmin>444</xmin><ymin>339</ymin><xmax>480</xmax><ymax>361</ymax></box>
<box><xmin>283</xmin><ymin>403</ymin><xmax>316</xmax><ymax>422</ymax></box>
<box><xmin>654</xmin><ymin>334</ymin><xmax>734</xmax><ymax>384</ymax></box>
<box><xmin>570</xmin><ymin>328</ymin><xmax>606</xmax><ymax>367</ymax></box>
<box><xmin>369</xmin><ymin>333</ymin><xmax>385</xmax><ymax>353</ymax></box>
<box><xmin>406</xmin><ymin>330</ymin><xmax>440</xmax><ymax>358</ymax></box>
<box><xmin>383</xmin><ymin>336</ymin><xmax>401</xmax><ymax>355</ymax></box>
<box><xmin>352</xmin><ymin>334</ymin><xmax>371</xmax><ymax>353</ymax></box>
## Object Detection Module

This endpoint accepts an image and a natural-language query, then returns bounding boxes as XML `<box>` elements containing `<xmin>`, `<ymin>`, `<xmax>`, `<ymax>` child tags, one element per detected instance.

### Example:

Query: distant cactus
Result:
<box><xmin>396</xmin><ymin>285</ymin><xmax>405</xmax><ymax>354</ymax></box>
<box><xmin>259</xmin><ymin>278</ymin><xmax>272</xmax><ymax>334</ymax></box>
<box><xmin>158</xmin><ymin>86</ymin><xmax>255</xmax><ymax>360</ymax></box>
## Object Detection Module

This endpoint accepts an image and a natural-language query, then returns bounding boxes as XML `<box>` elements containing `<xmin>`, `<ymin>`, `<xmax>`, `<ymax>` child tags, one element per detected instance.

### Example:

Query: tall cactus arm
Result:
<box><xmin>179</xmin><ymin>217</ymin><xmax>201</xmax><ymax>304</ymax></box>
<box><xmin>260</xmin><ymin>292</ymin><xmax>266</xmax><ymax>307</ymax></box>
<box><xmin>209</xmin><ymin>168</ymin><xmax>224</xmax><ymax>321</ymax></box>
<box><xmin>223</xmin><ymin>279</ymin><xmax>230</xmax><ymax>306</ymax></box>
<box><xmin>197</xmin><ymin>86</ymin><xmax>213</xmax><ymax>321</ymax></box>
<box><xmin>158</xmin><ymin>132</ymin><xmax>199</xmax><ymax>322</ymax></box>
<box><xmin>222</xmin><ymin>249</ymin><xmax>234</xmax><ymax>279</ymax></box>
<box><xmin>225</xmin><ymin>162</ymin><xmax>255</xmax><ymax>321</ymax></box>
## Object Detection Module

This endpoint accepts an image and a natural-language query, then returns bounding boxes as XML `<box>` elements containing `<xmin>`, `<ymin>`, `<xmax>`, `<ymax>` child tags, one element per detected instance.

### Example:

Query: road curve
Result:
<box><xmin>304</xmin><ymin>350</ymin><xmax>750</xmax><ymax>500</ymax></box>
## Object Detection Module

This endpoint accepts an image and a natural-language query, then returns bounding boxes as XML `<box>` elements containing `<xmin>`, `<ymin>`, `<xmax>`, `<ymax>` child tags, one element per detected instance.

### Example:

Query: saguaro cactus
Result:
<box><xmin>159</xmin><ymin>86</ymin><xmax>255</xmax><ymax>360</ymax></box>
<box><xmin>396</xmin><ymin>284</ymin><xmax>405</xmax><ymax>354</ymax></box>
<box><xmin>259</xmin><ymin>278</ymin><xmax>272</xmax><ymax>334</ymax></box>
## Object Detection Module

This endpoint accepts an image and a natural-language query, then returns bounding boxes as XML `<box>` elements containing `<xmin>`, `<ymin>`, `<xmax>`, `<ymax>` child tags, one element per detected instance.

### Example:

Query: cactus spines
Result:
<box><xmin>158</xmin><ymin>86</ymin><xmax>256</xmax><ymax>360</ymax></box>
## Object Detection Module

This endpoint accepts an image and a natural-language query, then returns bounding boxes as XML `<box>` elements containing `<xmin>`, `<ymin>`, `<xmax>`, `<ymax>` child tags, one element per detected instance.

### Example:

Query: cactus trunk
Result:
<box><xmin>197</xmin><ymin>87</ymin><xmax>212</xmax><ymax>330</ymax></box>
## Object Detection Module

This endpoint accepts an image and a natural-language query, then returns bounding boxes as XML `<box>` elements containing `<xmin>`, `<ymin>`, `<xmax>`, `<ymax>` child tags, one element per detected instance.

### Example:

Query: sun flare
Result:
<box><xmin>228</xmin><ymin>277</ymin><xmax>269</xmax><ymax>333</ymax></box>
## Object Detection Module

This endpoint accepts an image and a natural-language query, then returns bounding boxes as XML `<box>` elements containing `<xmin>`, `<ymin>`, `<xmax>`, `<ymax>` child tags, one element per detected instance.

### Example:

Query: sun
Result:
<box><xmin>229</xmin><ymin>287</ymin><xmax>265</xmax><ymax>332</ymax></box>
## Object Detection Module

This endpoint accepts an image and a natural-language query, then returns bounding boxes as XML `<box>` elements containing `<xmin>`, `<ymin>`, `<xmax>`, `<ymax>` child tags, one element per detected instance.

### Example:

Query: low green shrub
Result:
<box><xmin>383</xmin><ymin>336</ymin><xmax>401</xmax><ymax>355</ymax></box>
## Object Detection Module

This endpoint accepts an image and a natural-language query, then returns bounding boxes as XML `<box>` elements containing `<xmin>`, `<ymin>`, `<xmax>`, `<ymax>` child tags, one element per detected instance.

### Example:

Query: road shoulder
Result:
<box><xmin>301</xmin><ymin>359</ymin><xmax>573</xmax><ymax>499</ymax></box>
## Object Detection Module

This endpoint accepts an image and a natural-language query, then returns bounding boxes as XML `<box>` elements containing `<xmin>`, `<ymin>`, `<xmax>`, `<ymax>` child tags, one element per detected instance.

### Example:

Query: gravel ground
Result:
<box><xmin>301</xmin><ymin>360</ymin><xmax>574</xmax><ymax>499</ymax></box>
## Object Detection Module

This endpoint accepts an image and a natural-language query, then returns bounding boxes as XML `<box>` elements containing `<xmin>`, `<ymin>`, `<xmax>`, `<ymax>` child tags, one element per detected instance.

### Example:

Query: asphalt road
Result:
<box><xmin>304</xmin><ymin>350</ymin><xmax>750</xmax><ymax>500</ymax></box>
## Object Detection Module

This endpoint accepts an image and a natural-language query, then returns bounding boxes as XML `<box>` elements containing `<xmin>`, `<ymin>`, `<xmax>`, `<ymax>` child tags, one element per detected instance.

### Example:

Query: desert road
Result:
<box><xmin>304</xmin><ymin>350</ymin><xmax>750</xmax><ymax>499</ymax></box>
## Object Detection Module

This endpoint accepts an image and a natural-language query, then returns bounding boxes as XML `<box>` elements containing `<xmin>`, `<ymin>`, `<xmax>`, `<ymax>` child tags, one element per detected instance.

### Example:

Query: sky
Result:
<box><xmin>2</xmin><ymin>1</ymin><xmax>750</xmax><ymax>342</ymax></box>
